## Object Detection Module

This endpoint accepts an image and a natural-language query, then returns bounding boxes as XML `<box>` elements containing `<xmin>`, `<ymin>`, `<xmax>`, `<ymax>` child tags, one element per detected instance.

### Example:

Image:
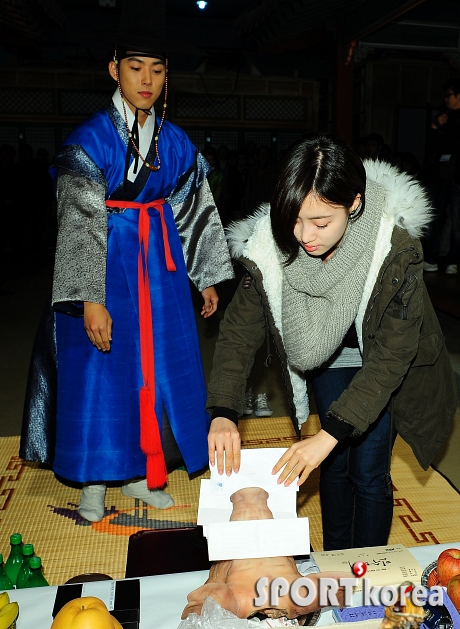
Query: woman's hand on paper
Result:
<box><xmin>208</xmin><ymin>417</ymin><xmax>241</xmax><ymax>475</ymax></box>
<box><xmin>272</xmin><ymin>430</ymin><xmax>338</xmax><ymax>486</ymax></box>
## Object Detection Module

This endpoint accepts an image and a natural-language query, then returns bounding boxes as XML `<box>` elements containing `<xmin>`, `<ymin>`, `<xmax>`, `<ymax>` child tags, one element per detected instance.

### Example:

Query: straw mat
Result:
<box><xmin>1</xmin><ymin>415</ymin><xmax>458</xmax><ymax>585</ymax></box>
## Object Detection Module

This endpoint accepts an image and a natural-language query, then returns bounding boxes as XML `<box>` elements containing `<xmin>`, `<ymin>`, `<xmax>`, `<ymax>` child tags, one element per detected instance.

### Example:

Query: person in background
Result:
<box><xmin>364</xmin><ymin>133</ymin><xmax>392</xmax><ymax>163</ymax></box>
<box><xmin>207</xmin><ymin>133</ymin><xmax>455</xmax><ymax>551</ymax></box>
<box><xmin>422</xmin><ymin>77</ymin><xmax>460</xmax><ymax>275</ymax></box>
<box><xmin>9</xmin><ymin>145</ymin><xmax>54</xmax><ymax>264</ymax></box>
<box><xmin>227</xmin><ymin>149</ymin><xmax>248</xmax><ymax>220</ymax></box>
<box><xmin>0</xmin><ymin>144</ymin><xmax>16</xmax><ymax>288</ymax></box>
<box><xmin>244</xmin><ymin>141</ymin><xmax>257</xmax><ymax>167</ymax></box>
<box><xmin>204</xmin><ymin>147</ymin><xmax>226</xmax><ymax>226</ymax></box>
<box><xmin>393</xmin><ymin>151</ymin><xmax>421</xmax><ymax>180</ymax></box>
<box><xmin>217</xmin><ymin>145</ymin><xmax>231</xmax><ymax>224</ymax></box>
<box><xmin>217</xmin><ymin>145</ymin><xmax>229</xmax><ymax>171</ymax></box>
<box><xmin>20</xmin><ymin>0</ymin><xmax>233</xmax><ymax>523</ymax></box>
<box><xmin>355</xmin><ymin>137</ymin><xmax>367</xmax><ymax>160</ymax></box>
<box><xmin>34</xmin><ymin>148</ymin><xmax>57</xmax><ymax>253</ymax></box>
<box><xmin>243</xmin><ymin>145</ymin><xmax>275</xmax><ymax>216</ymax></box>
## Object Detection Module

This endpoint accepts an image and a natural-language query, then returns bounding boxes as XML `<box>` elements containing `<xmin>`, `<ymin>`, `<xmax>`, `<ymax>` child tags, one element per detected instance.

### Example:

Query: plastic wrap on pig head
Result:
<box><xmin>177</xmin><ymin>596</ymin><xmax>253</xmax><ymax>629</ymax></box>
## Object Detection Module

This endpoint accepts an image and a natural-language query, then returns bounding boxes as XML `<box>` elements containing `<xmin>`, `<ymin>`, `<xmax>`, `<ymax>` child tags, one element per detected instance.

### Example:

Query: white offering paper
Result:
<box><xmin>207</xmin><ymin>518</ymin><xmax>310</xmax><ymax>560</ymax></box>
<box><xmin>209</xmin><ymin>448</ymin><xmax>299</xmax><ymax>495</ymax></box>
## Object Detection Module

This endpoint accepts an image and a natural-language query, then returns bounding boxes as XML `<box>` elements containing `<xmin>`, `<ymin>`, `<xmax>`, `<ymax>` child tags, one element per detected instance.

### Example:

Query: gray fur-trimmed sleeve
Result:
<box><xmin>169</xmin><ymin>177</ymin><xmax>234</xmax><ymax>291</ymax></box>
<box><xmin>52</xmin><ymin>171</ymin><xmax>108</xmax><ymax>314</ymax></box>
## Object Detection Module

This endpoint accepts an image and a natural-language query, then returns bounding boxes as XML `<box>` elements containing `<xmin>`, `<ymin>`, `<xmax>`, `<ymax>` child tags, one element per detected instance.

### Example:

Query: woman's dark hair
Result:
<box><xmin>271</xmin><ymin>133</ymin><xmax>366</xmax><ymax>264</ymax></box>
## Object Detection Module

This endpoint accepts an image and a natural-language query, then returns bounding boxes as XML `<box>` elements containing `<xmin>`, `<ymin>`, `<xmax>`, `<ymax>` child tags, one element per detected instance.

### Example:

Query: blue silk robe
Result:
<box><xmin>23</xmin><ymin>103</ymin><xmax>233</xmax><ymax>484</ymax></box>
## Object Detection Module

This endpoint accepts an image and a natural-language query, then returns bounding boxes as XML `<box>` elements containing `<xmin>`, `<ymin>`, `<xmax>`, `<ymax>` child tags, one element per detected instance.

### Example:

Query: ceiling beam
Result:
<box><xmin>361</xmin><ymin>20</ymin><xmax>460</xmax><ymax>52</ymax></box>
<box><xmin>342</xmin><ymin>0</ymin><xmax>429</xmax><ymax>43</ymax></box>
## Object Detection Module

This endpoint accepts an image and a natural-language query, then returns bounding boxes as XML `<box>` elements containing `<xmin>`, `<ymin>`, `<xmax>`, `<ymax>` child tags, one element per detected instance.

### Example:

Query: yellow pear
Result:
<box><xmin>51</xmin><ymin>596</ymin><xmax>122</xmax><ymax>629</ymax></box>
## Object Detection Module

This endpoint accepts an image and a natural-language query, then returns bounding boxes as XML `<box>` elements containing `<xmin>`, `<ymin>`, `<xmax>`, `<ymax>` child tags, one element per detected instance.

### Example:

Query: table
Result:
<box><xmin>8</xmin><ymin>541</ymin><xmax>460</xmax><ymax>628</ymax></box>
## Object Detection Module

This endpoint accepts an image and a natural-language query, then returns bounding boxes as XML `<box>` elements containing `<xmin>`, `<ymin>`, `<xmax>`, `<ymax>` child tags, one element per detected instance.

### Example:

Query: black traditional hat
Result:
<box><xmin>113</xmin><ymin>0</ymin><xmax>199</xmax><ymax>178</ymax></box>
<box><xmin>116</xmin><ymin>0</ymin><xmax>198</xmax><ymax>59</ymax></box>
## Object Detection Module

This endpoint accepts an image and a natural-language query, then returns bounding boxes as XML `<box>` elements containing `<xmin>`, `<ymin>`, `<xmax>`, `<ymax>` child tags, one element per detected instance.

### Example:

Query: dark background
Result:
<box><xmin>1</xmin><ymin>0</ymin><xmax>460</xmax><ymax>161</ymax></box>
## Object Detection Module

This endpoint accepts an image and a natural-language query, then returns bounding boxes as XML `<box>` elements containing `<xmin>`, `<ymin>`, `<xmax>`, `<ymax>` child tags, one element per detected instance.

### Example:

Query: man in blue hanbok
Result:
<box><xmin>21</xmin><ymin>0</ymin><xmax>234</xmax><ymax>522</ymax></box>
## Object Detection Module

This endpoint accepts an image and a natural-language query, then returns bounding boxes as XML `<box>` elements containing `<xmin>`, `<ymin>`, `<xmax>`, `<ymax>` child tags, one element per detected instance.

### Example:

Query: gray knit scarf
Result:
<box><xmin>281</xmin><ymin>179</ymin><xmax>384</xmax><ymax>371</ymax></box>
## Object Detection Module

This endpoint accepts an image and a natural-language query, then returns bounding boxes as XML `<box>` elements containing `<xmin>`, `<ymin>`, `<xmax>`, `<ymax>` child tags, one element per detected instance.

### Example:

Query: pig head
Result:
<box><xmin>182</xmin><ymin>487</ymin><xmax>348</xmax><ymax>620</ymax></box>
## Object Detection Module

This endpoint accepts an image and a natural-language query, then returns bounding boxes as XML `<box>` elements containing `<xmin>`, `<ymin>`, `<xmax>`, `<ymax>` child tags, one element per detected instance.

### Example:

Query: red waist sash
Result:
<box><xmin>106</xmin><ymin>199</ymin><xmax>176</xmax><ymax>489</ymax></box>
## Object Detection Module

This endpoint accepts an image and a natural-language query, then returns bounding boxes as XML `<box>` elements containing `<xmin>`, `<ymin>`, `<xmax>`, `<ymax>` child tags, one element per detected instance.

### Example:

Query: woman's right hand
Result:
<box><xmin>83</xmin><ymin>301</ymin><xmax>112</xmax><ymax>352</ymax></box>
<box><xmin>208</xmin><ymin>417</ymin><xmax>241</xmax><ymax>475</ymax></box>
<box><xmin>272</xmin><ymin>429</ymin><xmax>338</xmax><ymax>486</ymax></box>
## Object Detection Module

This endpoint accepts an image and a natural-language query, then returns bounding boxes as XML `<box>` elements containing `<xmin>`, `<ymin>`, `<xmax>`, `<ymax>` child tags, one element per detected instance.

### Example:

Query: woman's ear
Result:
<box><xmin>349</xmin><ymin>193</ymin><xmax>362</xmax><ymax>216</ymax></box>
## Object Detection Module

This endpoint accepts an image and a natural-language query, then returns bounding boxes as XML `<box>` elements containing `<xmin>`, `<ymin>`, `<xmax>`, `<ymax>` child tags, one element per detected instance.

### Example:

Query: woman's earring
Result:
<box><xmin>349</xmin><ymin>200</ymin><xmax>362</xmax><ymax>221</ymax></box>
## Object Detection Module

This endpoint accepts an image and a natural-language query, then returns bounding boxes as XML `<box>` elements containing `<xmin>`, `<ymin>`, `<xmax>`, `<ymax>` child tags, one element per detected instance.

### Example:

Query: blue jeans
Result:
<box><xmin>424</xmin><ymin>181</ymin><xmax>460</xmax><ymax>265</ymax></box>
<box><xmin>310</xmin><ymin>367</ymin><xmax>396</xmax><ymax>550</ymax></box>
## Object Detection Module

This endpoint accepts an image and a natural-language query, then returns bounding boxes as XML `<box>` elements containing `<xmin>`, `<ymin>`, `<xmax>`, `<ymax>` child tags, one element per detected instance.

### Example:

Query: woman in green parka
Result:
<box><xmin>206</xmin><ymin>134</ymin><xmax>455</xmax><ymax>551</ymax></box>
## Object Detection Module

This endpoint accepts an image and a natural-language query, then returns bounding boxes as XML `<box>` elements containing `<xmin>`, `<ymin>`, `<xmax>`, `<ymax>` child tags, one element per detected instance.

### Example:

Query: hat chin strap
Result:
<box><xmin>121</xmin><ymin>92</ymin><xmax>153</xmax><ymax>118</ymax></box>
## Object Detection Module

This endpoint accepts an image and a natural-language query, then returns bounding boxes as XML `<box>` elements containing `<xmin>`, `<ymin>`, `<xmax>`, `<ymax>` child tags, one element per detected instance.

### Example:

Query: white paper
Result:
<box><xmin>207</xmin><ymin>518</ymin><xmax>310</xmax><ymax>560</ymax></box>
<box><xmin>198</xmin><ymin>479</ymin><xmax>297</xmax><ymax>527</ymax></box>
<box><xmin>311</xmin><ymin>544</ymin><xmax>423</xmax><ymax>589</ymax></box>
<box><xmin>210</xmin><ymin>448</ymin><xmax>298</xmax><ymax>495</ymax></box>
<box><xmin>82</xmin><ymin>580</ymin><xmax>116</xmax><ymax>610</ymax></box>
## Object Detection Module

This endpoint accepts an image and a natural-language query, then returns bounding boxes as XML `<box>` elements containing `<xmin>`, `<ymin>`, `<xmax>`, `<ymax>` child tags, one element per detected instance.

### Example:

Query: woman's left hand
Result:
<box><xmin>201</xmin><ymin>286</ymin><xmax>219</xmax><ymax>317</ymax></box>
<box><xmin>272</xmin><ymin>430</ymin><xmax>338</xmax><ymax>486</ymax></box>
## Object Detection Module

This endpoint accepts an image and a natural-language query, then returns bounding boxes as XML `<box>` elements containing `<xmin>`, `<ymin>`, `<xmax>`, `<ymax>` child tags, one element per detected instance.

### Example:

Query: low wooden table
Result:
<box><xmin>8</xmin><ymin>541</ymin><xmax>460</xmax><ymax>628</ymax></box>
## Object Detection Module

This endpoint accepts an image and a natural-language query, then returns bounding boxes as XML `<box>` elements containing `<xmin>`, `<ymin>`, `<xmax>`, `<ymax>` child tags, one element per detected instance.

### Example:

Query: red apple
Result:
<box><xmin>437</xmin><ymin>548</ymin><xmax>460</xmax><ymax>587</ymax></box>
<box><xmin>447</xmin><ymin>574</ymin><xmax>460</xmax><ymax>613</ymax></box>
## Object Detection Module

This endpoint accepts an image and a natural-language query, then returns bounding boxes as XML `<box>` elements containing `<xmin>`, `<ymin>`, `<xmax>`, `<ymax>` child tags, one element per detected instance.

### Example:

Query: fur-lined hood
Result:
<box><xmin>226</xmin><ymin>160</ymin><xmax>431</xmax><ymax>259</ymax></box>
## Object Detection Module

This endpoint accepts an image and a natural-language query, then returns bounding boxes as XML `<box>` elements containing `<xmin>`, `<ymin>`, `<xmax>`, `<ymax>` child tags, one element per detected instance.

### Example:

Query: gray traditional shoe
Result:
<box><xmin>122</xmin><ymin>479</ymin><xmax>174</xmax><ymax>509</ymax></box>
<box><xmin>78</xmin><ymin>484</ymin><xmax>106</xmax><ymax>522</ymax></box>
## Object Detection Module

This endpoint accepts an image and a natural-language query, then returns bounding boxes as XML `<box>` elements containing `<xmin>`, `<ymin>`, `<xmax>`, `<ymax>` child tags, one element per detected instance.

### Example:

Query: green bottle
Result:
<box><xmin>4</xmin><ymin>533</ymin><xmax>22</xmax><ymax>585</ymax></box>
<box><xmin>16</xmin><ymin>544</ymin><xmax>34</xmax><ymax>588</ymax></box>
<box><xmin>0</xmin><ymin>555</ymin><xmax>13</xmax><ymax>590</ymax></box>
<box><xmin>25</xmin><ymin>556</ymin><xmax>49</xmax><ymax>588</ymax></box>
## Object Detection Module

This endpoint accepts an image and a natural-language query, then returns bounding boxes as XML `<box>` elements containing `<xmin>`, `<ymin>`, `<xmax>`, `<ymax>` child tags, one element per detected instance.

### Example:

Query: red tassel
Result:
<box><xmin>146</xmin><ymin>456</ymin><xmax>167</xmax><ymax>490</ymax></box>
<box><xmin>140</xmin><ymin>386</ymin><xmax>167</xmax><ymax>487</ymax></box>
<box><xmin>140</xmin><ymin>386</ymin><xmax>160</xmax><ymax>452</ymax></box>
